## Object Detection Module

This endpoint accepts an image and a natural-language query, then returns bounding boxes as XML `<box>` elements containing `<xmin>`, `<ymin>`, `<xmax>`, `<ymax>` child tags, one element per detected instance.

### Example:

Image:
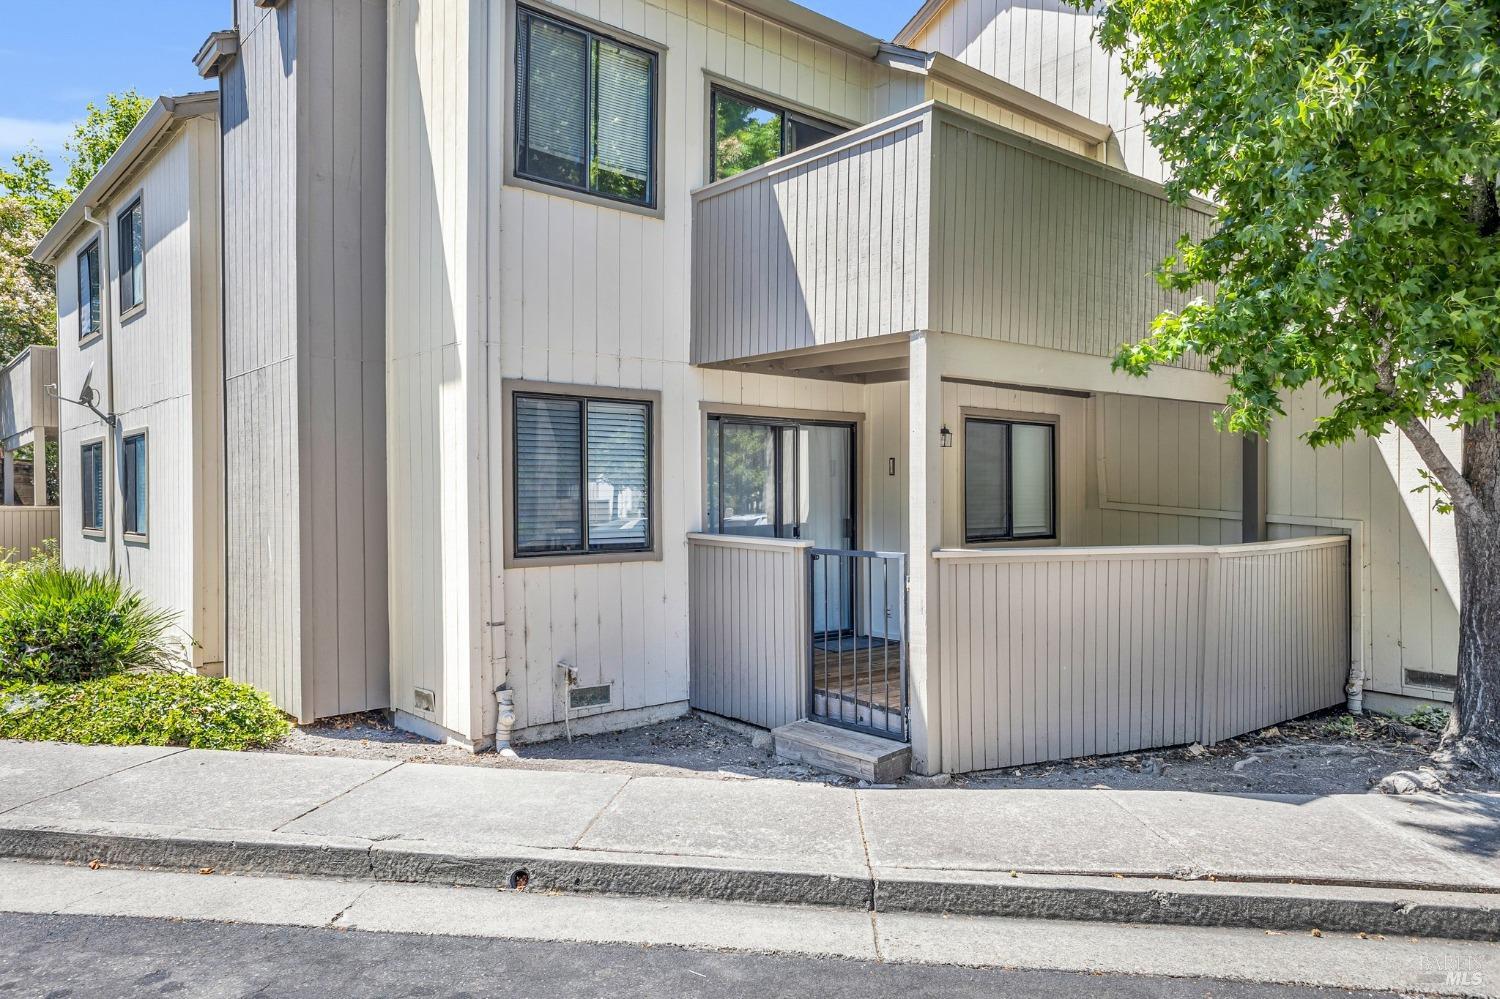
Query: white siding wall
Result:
<box><xmin>55</xmin><ymin>117</ymin><xmax>223</xmax><ymax>670</ymax></box>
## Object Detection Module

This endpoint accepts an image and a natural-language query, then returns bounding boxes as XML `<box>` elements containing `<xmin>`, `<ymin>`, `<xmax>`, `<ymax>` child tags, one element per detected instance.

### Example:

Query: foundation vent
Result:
<box><xmin>569</xmin><ymin>684</ymin><xmax>612</xmax><ymax>710</ymax></box>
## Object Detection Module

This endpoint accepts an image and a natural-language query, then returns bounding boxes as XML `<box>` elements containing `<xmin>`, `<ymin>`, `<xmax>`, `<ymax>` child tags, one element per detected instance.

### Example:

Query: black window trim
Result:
<box><xmin>962</xmin><ymin>415</ymin><xmax>1059</xmax><ymax>544</ymax></box>
<box><xmin>117</xmin><ymin>195</ymin><xmax>145</xmax><ymax>316</ymax></box>
<box><xmin>514</xmin><ymin>4</ymin><xmax>660</xmax><ymax>210</ymax></box>
<box><xmin>77</xmin><ymin>238</ymin><xmax>101</xmax><ymax>342</ymax></box>
<box><xmin>510</xmin><ymin>389</ymin><xmax>655</xmax><ymax>560</ymax></box>
<box><xmin>121</xmin><ymin>429</ymin><xmax>149</xmax><ymax>542</ymax></box>
<box><xmin>708</xmin><ymin>84</ymin><xmax>845</xmax><ymax>182</ymax></box>
<box><xmin>80</xmin><ymin>439</ymin><xmax>105</xmax><ymax>535</ymax></box>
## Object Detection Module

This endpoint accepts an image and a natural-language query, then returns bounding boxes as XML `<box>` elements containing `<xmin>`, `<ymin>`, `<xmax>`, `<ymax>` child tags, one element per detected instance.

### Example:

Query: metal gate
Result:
<box><xmin>807</xmin><ymin>548</ymin><xmax>908</xmax><ymax>741</ymax></box>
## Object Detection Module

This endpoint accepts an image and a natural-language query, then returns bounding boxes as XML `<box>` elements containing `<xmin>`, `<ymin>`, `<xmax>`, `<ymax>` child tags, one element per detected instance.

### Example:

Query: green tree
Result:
<box><xmin>0</xmin><ymin>91</ymin><xmax>151</xmax><ymax>357</ymax></box>
<box><xmin>1089</xmin><ymin>0</ymin><xmax>1500</xmax><ymax>772</ymax></box>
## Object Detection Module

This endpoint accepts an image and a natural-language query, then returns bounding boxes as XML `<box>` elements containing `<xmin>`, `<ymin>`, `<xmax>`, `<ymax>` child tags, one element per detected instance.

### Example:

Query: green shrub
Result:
<box><xmin>0</xmin><ymin>673</ymin><xmax>290</xmax><ymax>750</ymax></box>
<box><xmin>0</xmin><ymin>539</ymin><xmax>60</xmax><ymax>587</ymax></box>
<box><xmin>1404</xmin><ymin>704</ymin><xmax>1451</xmax><ymax>734</ymax></box>
<box><xmin>0</xmin><ymin>567</ymin><xmax>181</xmax><ymax>684</ymax></box>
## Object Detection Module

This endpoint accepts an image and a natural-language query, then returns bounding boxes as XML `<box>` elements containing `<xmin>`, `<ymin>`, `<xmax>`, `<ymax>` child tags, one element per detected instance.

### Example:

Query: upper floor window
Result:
<box><xmin>80</xmin><ymin>441</ymin><xmax>104</xmax><ymax>534</ymax></box>
<box><xmin>514</xmin><ymin>7</ymin><xmax>657</xmax><ymax>209</ymax></box>
<box><xmin>710</xmin><ymin>87</ymin><xmax>843</xmax><ymax>181</ymax></box>
<box><xmin>963</xmin><ymin>417</ymin><xmax>1057</xmax><ymax>543</ymax></box>
<box><xmin>118</xmin><ymin>197</ymin><xmax>145</xmax><ymax>313</ymax></box>
<box><xmin>77</xmin><ymin>240</ymin><xmax>101</xmax><ymax>340</ymax></box>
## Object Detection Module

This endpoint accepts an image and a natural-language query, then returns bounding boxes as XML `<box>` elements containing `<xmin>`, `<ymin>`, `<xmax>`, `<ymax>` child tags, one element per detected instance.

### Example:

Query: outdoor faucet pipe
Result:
<box><xmin>81</xmin><ymin>206</ymin><xmax>118</xmax><ymax>579</ymax></box>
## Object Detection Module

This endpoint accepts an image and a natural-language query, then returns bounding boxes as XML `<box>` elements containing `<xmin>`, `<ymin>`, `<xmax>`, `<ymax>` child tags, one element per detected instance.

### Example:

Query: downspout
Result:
<box><xmin>82</xmin><ymin>206</ymin><xmax>118</xmax><ymax>578</ymax></box>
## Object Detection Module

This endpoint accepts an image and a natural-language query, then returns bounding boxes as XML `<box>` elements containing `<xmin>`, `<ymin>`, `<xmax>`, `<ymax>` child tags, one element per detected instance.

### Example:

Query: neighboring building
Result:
<box><xmin>25</xmin><ymin>0</ymin><xmax>1459</xmax><ymax>775</ymax></box>
<box><xmin>31</xmin><ymin>93</ymin><xmax>225</xmax><ymax>674</ymax></box>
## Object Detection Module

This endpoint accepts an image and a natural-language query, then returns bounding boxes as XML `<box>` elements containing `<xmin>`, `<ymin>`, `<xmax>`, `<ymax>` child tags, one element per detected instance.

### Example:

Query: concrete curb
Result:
<box><xmin>3</xmin><ymin>819</ymin><xmax>1498</xmax><ymax>942</ymax></box>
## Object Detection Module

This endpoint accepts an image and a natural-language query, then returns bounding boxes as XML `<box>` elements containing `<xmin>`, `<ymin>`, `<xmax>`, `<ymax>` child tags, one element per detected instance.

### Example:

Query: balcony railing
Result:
<box><xmin>691</xmin><ymin>102</ymin><xmax>1214</xmax><ymax>370</ymax></box>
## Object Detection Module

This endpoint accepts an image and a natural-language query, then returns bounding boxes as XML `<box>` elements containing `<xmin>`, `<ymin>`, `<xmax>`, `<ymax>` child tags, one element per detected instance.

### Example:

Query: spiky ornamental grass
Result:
<box><xmin>0</xmin><ymin>566</ymin><xmax>182</xmax><ymax>685</ymax></box>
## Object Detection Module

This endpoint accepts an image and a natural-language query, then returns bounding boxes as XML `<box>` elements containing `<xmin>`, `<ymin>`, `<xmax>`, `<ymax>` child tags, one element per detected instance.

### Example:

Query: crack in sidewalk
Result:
<box><xmin>270</xmin><ymin>761</ymin><xmax>406</xmax><ymax>834</ymax></box>
<box><xmin>0</xmin><ymin>747</ymin><xmax>189</xmax><ymax>818</ymax></box>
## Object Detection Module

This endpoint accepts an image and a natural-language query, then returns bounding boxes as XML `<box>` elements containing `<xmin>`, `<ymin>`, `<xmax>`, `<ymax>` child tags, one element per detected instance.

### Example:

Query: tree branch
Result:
<box><xmin>1399</xmin><ymin>416</ymin><xmax>1487</xmax><ymax>523</ymax></box>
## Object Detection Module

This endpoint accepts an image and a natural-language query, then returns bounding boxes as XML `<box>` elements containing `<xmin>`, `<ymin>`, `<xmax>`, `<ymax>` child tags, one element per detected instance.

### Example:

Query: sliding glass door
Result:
<box><xmin>706</xmin><ymin>415</ymin><xmax>856</xmax><ymax>633</ymax></box>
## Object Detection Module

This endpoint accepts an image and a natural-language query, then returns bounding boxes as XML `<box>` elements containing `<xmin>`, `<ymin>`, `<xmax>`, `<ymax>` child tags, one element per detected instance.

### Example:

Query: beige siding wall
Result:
<box><xmin>927</xmin><ymin>112</ymin><xmax>1212</xmax><ymax>369</ymax></box>
<box><xmin>932</xmin><ymin>536</ymin><xmax>1348</xmax><ymax>772</ymax></box>
<box><xmin>1267</xmin><ymin>388</ymin><xmax>1459</xmax><ymax>701</ymax></box>
<box><xmin>693</xmin><ymin>106</ymin><xmax>1211</xmax><ymax>370</ymax></box>
<box><xmin>687</xmin><ymin>534</ymin><xmax>810</xmax><ymax>728</ymax></box>
<box><xmin>222</xmin><ymin>3</ymin><xmax>303</xmax><ymax>710</ymax></box>
<box><xmin>224</xmin><ymin>0</ymin><xmax>388</xmax><ymax>720</ymax></box>
<box><xmin>0</xmin><ymin>508</ymin><xmax>59</xmax><ymax>560</ymax></box>
<box><xmin>392</xmin><ymin>0</ymin><xmax>1085</xmax><ymax>743</ymax></box>
<box><xmin>386</xmin><ymin>0</ymin><xmax>491</xmax><ymax>742</ymax></box>
<box><xmin>906</xmin><ymin>0</ymin><xmax>1165</xmax><ymax>181</ymax></box>
<box><xmin>0</xmin><ymin>347</ymin><xmax>58</xmax><ymax>450</ymax></box>
<box><xmin>55</xmin><ymin>117</ymin><xmax>224</xmax><ymax>671</ymax></box>
<box><xmin>692</xmin><ymin>108</ymin><xmax>932</xmax><ymax>364</ymax></box>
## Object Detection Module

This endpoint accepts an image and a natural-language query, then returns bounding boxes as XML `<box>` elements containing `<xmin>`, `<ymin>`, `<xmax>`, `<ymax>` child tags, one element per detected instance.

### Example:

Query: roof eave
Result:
<box><xmin>31</xmin><ymin>92</ymin><xmax>220</xmax><ymax>265</ymax></box>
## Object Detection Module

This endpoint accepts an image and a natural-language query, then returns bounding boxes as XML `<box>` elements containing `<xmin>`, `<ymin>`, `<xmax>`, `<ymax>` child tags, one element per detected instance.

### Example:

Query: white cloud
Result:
<box><xmin>0</xmin><ymin>116</ymin><xmax>75</xmax><ymax>155</ymax></box>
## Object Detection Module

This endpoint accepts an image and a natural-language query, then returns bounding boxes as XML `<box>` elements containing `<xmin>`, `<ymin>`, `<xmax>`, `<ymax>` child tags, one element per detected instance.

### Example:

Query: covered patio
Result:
<box><xmin>685</xmin><ymin>102</ymin><xmax>1355</xmax><ymax>775</ymax></box>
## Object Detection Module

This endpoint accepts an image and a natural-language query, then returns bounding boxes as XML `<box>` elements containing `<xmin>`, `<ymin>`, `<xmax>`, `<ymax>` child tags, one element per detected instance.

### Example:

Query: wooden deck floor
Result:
<box><xmin>811</xmin><ymin>638</ymin><xmax>903</xmax><ymax>716</ymax></box>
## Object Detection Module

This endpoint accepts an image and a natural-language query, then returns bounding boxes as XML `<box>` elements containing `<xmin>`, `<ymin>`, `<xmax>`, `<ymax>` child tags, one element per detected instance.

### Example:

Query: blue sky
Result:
<box><xmin>0</xmin><ymin>1</ymin><xmax>917</xmax><ymax>169</ymax></box>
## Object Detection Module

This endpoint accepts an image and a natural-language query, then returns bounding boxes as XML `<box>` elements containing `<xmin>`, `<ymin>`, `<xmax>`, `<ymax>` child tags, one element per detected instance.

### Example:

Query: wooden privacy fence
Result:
<box><xmin>932</xmin><ymin>535</ymin><xmax>1351</xmax><ymax>773</ymax></box>
<box><xmin>688</xmin><ymin>533</ymin><xmax>812</xmax><ymax>730</ymax></box>
<box><xmin>0</xmin><ymin>506</ymin><xmax>58</xmax><ymax>560</ymax></box>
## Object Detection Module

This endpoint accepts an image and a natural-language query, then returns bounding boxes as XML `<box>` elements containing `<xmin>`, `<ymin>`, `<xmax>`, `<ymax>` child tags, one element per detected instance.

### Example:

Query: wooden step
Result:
<box><xmin>772</xmin><ymin>720</ymin><xmax>910</xmax><ymax>783</ymax></box>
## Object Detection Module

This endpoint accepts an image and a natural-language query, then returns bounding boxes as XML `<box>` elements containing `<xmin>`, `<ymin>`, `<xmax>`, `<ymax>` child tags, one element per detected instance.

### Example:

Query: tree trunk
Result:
<box><xmin>1444</xmin><ymin>406</ymin><xmax>1500</xmax><ymax>776</ymax></box>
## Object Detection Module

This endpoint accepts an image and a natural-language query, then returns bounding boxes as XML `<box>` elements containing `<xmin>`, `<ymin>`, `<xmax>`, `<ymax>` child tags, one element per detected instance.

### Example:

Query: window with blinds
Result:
<box><xmin>81</xmin><ymin>441</ymin><xmax>104</xmax><ymax>533</ymax></box>
<box><xmin>513</xmin><ymin>392</ymin><xmax>652</xmax><ymax>557</ymax></box>
<box><xmin>963</xmin><ymin>417</ymin><xmax>1056</xmax><ymax>543</ymax></box>
<box><xmin>516</xmin><ymin>7</ymin><xmax>656</xmax><ymax>208</ymax></box>
<box><xmin>122</xmin><ymin>433</ymin><xmax>148</xmax><ymax>537</ymax></box>
<box><xmin>118</xmin><ymin>198</ymin><xmax>144</xmax><ymax>312</ymax></box>
<box><xmin>77</xmin><ymin>240</ymin><xmax>101</xmax><ymax>340</ymax></box>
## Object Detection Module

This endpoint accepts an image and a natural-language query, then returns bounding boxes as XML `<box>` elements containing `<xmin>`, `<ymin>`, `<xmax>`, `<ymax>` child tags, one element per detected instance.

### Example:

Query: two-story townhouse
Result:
<box><xmin>23</xmin><ymin>0</ymin><xmax>1456</xmax><ymax>778</ymax></box>
<box><xmin>31</xmin><ymin>92</ymin><xmax>226</xmax><ymax>674</ymax></box>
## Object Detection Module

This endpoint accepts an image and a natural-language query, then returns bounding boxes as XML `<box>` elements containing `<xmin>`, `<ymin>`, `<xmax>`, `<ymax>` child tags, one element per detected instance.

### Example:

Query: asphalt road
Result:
<box><xmin>0</xmin><ymin>912</ymin><xmax>1398</xmax><ymax>999</ymax></box>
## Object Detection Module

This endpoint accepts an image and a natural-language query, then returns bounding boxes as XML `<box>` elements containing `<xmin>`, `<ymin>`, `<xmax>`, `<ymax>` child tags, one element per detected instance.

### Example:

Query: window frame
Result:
<box><xmin>708</xmin><ymin>83</ymin><xmax>846</xmax><ymax>183</ymax></box>
<box><xmin>507</xmin><ymin>3</ymin><xmax>664</xmax><ymax>216</ymax></box>
<box><xmin>502</xmin><ymin>380</ymin><xmax>663</xmax><ymax>568</ymax></box>
<box><xmin>117</xmin><ymin>195</ymin><xmax>146</xmax><ymax>318</ymax></box>
<box><xmin>77</xmin><ymin>239</ymin><xmax>102</xmax><ymax>343</ymax></box>
<box><xmin>961</xmin><ymin>412</ymin><xmax>1059</xmax><ymax>545</ymax></box>
<box><xmin>80</xmin><ymin>438</ymin><xmax>105</xmax><ymax>537</ymax></box>
<box><xmin>120</xmin><ymin>429</ymin><xmax>149</xmax><ymax>543</ymax></box>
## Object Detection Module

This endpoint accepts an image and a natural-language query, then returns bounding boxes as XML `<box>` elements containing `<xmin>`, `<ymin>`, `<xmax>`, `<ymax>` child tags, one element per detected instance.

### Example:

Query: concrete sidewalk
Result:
<box><xmin>3</xmin><ymin>741</ymin><xmax>1499</xmax><ymax>940</ymax></box>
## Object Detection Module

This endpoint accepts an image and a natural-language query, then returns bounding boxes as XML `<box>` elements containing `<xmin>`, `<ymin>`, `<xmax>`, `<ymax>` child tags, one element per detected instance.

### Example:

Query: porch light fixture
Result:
<box><xmin>939</xmin><ymin>424</ymin><xmax>954</xmax><ymax>448</ymax></box>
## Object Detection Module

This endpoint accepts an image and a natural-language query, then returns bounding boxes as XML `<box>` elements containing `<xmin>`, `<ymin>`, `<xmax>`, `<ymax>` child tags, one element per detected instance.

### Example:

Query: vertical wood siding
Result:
<box><xmin>222</xmin><ymin>2</ymin><xmax>303</xmax><ymax>714</ymax></box>
<box><xmin>906</xmin><ymin>0</ymin><xmax>1166</xmax><ymax>182</ymax></box>
<box><xmin>1267</xmin><ymin>386</ymin><xmax>1459</xmax><ymax>701</ymax></box>
<box><xmin>691</xmin><ymin>108</ymin><xmax>932</xmax><ymax>364</ymax></box>
<box><xmin>223</xmin><ymin>0</ymin><xmax>388</xmax><ymax>720</ymax></box>
<box><xmin>926</xmin><ymin>113</ymin><xmax>1212</xmax><ymax>370</ymax></box>
<box><xmin>933</xmin><ymin>535</ymin><xmax>1350</xmax><ymax>772</ymax></box>
<box><xmin>0</xmin><ymin>346</ymin><xmax>57</xmax><ymax>449</ymax></box>
<box><xmin>687</xmin><ymin>534</ymin><xmax>810</xmax><ymax>729</ymax></box>
<box><xmin>54</xmin><ymin>117</ymin><xmax>224</xmax><ymax>672</ymax></box>
<box><xmin>692</xmin><ymin>105</ymin><xmax>1211</xmax><ymax>369</ymax></box>
<box><xmin>0</xmin><ymin>507</ymin><xmax>59</xmax><ymax>560</ymax></box>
